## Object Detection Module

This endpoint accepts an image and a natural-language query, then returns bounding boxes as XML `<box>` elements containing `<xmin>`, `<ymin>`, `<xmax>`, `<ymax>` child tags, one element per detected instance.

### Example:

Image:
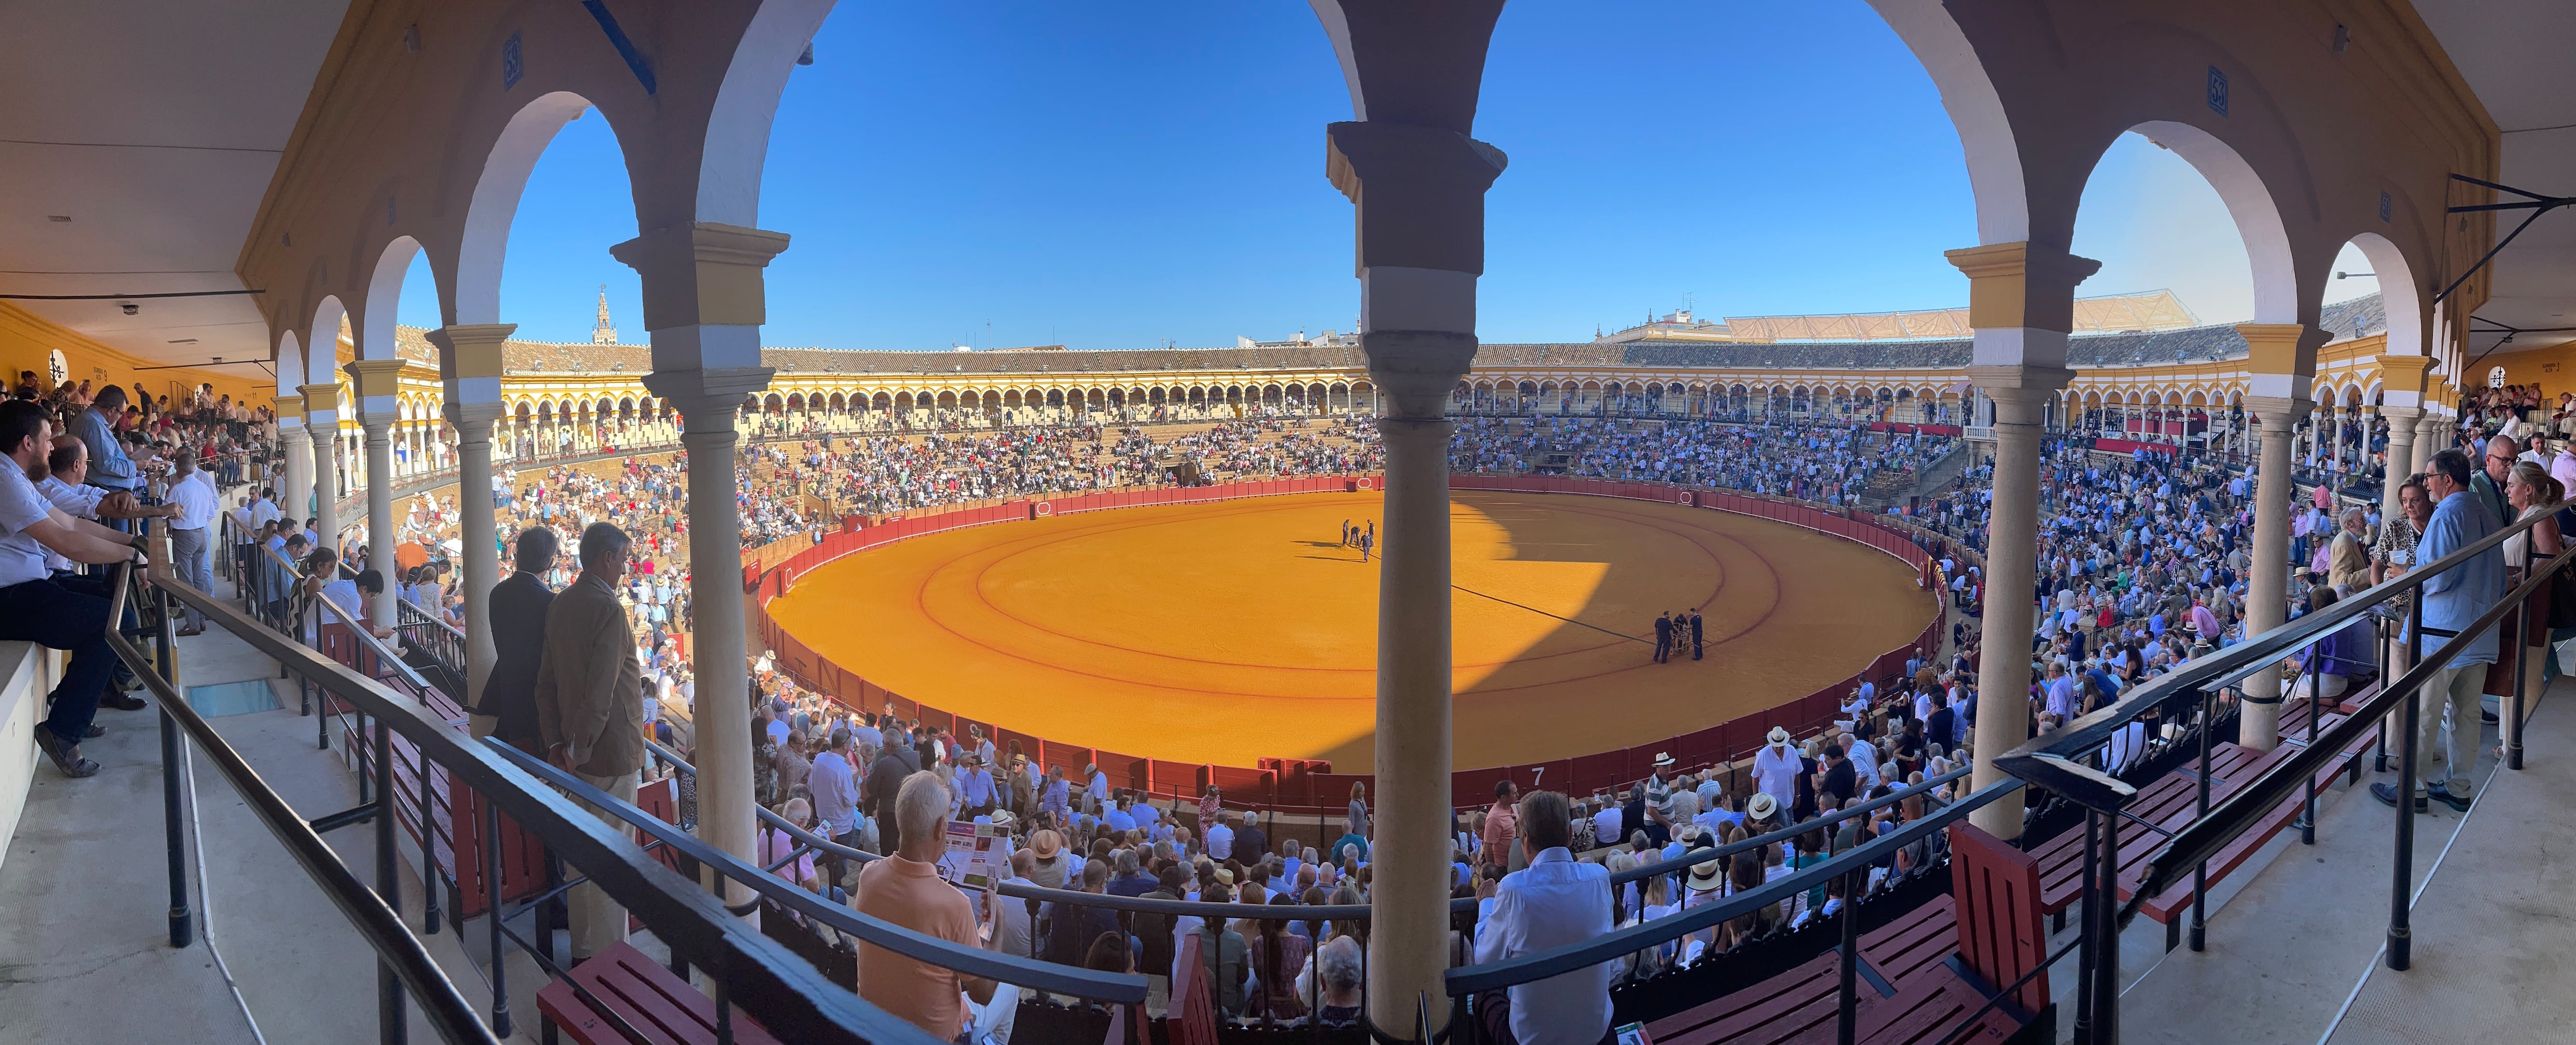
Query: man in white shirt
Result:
<box><xmin>1750</xmin><ymin>727</ymin><xmax>1801</xmax><ymax>814</ymax></box>
<box><xmin>163</xmin><ymin>451</ymin><xmax>219</xmax><ymax>635</ymax></box>
<box><xmin>250</xmin><ymin>487</ymin><xmax>281</xmax><ymax>529</ymax></box>
<box><xmin>0</xmin><ymin>401</ymin><xmax>155</xmax><ymax>779</ymax></box>
<box><xmin>1205</xmin><ymin>810</ymin><xmax>1235</xmax><ymax>861</ymax></box>
<box><xmin>1471</xmin><ymin>789</ymin><xmax>1613</xmax><ymax>1045</ymax></box>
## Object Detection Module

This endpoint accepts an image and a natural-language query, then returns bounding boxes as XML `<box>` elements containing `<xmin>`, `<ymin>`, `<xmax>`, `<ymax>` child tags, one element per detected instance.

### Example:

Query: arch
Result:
<box><xmin>308</xmin><ymin>296</ymin><xmax>349</xmax><ymax>386</ymax></box>
<box><xmin>457</xmin><ymin>91</ymin><xmax>600</xmax><ymax>327</ymax></box>
<box><xmin>699</xmin><ymin>0</ymin><xmax>839</xmax><ymax>227</ymax></box>
<box><xmin>2104</xmin><ymin>121</ymin><xmax>2298</xmax><ymax>325</ymax></box>
<box><xmin>2341</xmin><ymin>231</ymin><xmax>2425</xmax><ymax>361</ymax></box>
<box><xmin>360</xmin><ymin>235</ymin><xmax>426</xmax><ymax>361</ymax></box>
<box><xmin>1866</xmin><ymin>0</ymin><xmax>2028</xmax><ymax>244</ymax></box>
<box><xmin>275</xmin><ymin>330</ymin><xmax>304</xmax><ymax>399</ymax></box>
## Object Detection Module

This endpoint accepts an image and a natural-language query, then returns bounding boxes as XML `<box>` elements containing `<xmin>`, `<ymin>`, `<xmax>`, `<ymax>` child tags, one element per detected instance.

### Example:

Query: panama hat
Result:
<box><xmin>1686</xmin><ymin>849</ymin><xmax>1724</xmax><ymax>892</ymax></box>
<box><xmin>1652</xmin><ymin>751</ymin><xmax>1676</xmax><ymax>769</ymax></box>
<box><xmin>1030</xmin><ymin>829</ymin><xmax>1063</xmax><ymax>859</ymax></box>
<box><xmin>1766</xmin><ymin>726</ymin><xmax>1792</xmax><ymax>745</ymax></box>
<box><xmin>1746</xmin><ymin>792</ymin><xmax>1779</xmax><ymax>821</ymax></box>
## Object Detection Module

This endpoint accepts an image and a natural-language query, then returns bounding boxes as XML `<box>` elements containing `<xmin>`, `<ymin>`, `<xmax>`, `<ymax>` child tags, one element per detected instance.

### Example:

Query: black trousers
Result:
<box><xmin>0</xmin><ymin>577</ymin><xmax>116</xmax><ymax>746</ymax></box>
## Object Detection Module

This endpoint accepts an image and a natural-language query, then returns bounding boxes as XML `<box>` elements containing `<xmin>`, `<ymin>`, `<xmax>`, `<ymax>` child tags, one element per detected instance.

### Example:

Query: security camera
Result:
<box><xmin>120</xmin><ymin>302</ymin><xmax>138</xmax><ymax>316</ymax></box>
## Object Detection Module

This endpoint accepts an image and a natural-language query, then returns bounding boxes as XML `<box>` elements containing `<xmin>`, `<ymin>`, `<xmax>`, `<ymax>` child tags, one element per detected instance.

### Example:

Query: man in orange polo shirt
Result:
<box><xmin>856</xmin><ymin>770</ymin><xmax>1004</xmax><ymax>1037</ymax></box>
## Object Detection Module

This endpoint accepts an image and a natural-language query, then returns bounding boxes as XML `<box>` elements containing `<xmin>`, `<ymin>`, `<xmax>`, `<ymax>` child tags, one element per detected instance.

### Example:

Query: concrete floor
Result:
<box><xmin>0</xmin><ymin>584</ymin><xmax>559</xmax><ymax>1043</ymax></box>
<box><xmin>2117</xmin><ymin>677</ymin><xmax>2576</xmax><ymax>1044</ymax></box>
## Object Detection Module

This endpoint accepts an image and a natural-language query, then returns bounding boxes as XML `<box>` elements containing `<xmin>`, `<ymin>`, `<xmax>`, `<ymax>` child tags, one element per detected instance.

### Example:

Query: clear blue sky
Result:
<box><xmin>398</xmin><ymin>1</ymin><xmax>2375</xmax><ymax>349</ymax></box>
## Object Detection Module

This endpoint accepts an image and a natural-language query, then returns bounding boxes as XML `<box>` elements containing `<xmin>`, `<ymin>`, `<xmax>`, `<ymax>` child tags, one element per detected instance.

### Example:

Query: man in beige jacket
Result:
<box><xmin>533</xmin><ymin>522</ymin><xmax>647</xmax><ymax>961</ymax></box>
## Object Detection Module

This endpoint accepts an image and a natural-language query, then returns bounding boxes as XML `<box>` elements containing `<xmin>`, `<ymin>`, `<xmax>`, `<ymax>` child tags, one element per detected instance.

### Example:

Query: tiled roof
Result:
<box><xmin>384</xmin><ymin>293</ymin><xmax>2385</xmax><ymax>379</ymax></box>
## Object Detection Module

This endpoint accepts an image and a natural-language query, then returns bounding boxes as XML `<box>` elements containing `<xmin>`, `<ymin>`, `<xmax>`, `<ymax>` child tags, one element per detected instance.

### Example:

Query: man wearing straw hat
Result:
<box><xmin>1751</xmin><ymin>727</ymin><xmax>1800</xmax><ymax>815</ymax></box>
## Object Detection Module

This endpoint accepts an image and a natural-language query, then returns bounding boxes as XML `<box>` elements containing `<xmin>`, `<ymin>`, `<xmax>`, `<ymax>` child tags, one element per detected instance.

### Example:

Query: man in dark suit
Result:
<box><xmin>1926</xmin><ymin>692</ymin><xmax>1957</xmax><ymax>760</ymax></box>
<box><xmin>472</xmin><ymin>526</ymin><xmax>556</xmax><ymax>753</ymax></box>
<box><xmin>1652</xmin><ymin>612</ymin><xmax>1672</xmax><ymax>663</ymax></box>
<box><xmin>866</xmin><ymin>731</ymin><xmax>922</xmax><ymax>854</ymax></box>
<box><xmin>1688</xmin><ymin>607</ymin><xmax>1705</xmax><ymax>660</ymax></box>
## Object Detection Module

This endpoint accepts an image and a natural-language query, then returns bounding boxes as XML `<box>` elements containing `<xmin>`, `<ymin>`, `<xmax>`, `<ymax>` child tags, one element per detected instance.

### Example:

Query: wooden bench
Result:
<box><xmin>536</xmin><ymin>941</ymin><xmax>782</xmax><ymax>1045</ymax></box>
<box><xmin>1645</xmin><ymin>824</ymin><xmax>2041</xmax><ymax>1045</ymax></box>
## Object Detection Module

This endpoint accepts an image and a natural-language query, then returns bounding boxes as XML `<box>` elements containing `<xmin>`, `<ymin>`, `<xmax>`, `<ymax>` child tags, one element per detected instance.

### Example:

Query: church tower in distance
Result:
<box><xmin>591</xmin><ymin>285</ymin><xmax>618</xmax><ymax>345</ymax></box>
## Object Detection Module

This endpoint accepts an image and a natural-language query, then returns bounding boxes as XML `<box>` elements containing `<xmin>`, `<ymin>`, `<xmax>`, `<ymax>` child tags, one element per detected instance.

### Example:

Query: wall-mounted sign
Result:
<box><xmin>2207</xmin><ymin>66</ymin><xmax>2229</xmax><ymax>116</ymax></box>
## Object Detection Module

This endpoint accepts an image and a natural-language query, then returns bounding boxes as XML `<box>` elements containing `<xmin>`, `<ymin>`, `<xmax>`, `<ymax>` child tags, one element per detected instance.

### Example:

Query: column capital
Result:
<box><xmin>2377</xmin><ymin>353</ymin><xmax>2437</xmax><ymax>405</ymax></box>
<box><xmin>1326</xmin><ymin>121</ymin><xmax>1507</xmax><ymax>277</ymax></box>
<box><xmin>2237</xmin><ymin>323</ymin><xmax>2327</xmax><ymax>402</ymax></box>
<box><xmin>442</xmin><ymin>400</ymin><xmax>505</xmax><ymax>429</ymax></box>
<box><xmin>2243</xmin><ymin>394</ymin><xmax>2314</xmax><ymax>427</ymax></box>
<box><xmin>343</xmin><ymin>359</ymin><xmax>405</xmax><ymax>427</ymax></box>
<box><xmin>274</xmin><ymin>392</ymin><xmax>304</xmax><ymax>416</ymax></box>
<box><xmin>1944</xmin><ymin>242</ymin><xmax>2101</xmax><ymax>333</ymax></box>
<box><xmin>297</xmin><ymin>384</ymin><xmax>340</xmax><ymax>420</ymax></box>
<box><xmin>2377</xmin><ymin>403</ymin><xmax>2424</xmax><ymax>422</ymax></box>
<box><xmin>1362</xmin><ymin>330</ymin><xmax>1476</xmax><ymax>421</ymax></box>
<box><xmin>426</xmin><ymin>323</ymin><xmax>518</xmax><ymax>382</ymax></box>
<box><xmin>643</xmin><ymin>366</ymin><xmax>775</xmax><ymax>431</ymax></box>
<box><xmin>609</xmin><ymin>223</ymin><xmax>791</xmax><ymax>331</ymax></box>
<box><xmin>1963</xmin><ymin>364</ymin><xmax>2073</xmax><ymax>397</ymax></box>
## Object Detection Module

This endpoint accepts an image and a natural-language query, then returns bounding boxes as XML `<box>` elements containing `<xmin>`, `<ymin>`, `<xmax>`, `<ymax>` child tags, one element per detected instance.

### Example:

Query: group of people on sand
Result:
<box><xmin>1338</xmin><ymin>518</ymin><xmax>1375</xmax><ymax>562</ymax></box>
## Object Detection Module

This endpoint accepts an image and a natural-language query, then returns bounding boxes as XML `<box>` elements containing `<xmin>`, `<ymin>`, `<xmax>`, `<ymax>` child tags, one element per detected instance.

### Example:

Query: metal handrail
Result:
<box><xmin>1444</xmin><ymin>778</ymin><xmax>2016</xmax><ymax>997</ymax></box>
<box><xmin>100</xmin><ymin>562</ymin><xmax>498</xmax><ymax>1045</ymax></box>
<box><xmin>1995</xmin><ymin>491</ymin><xmax>2573</xmax><ymax>809</ymax></box>
<box><xmin>308</xmin><ymin>580</ymin><xmax>436</xmax><ymax>694</ymax></box>
<box><xmin>2130</xmin><ymin>537</ymin><xmax>2576</xmax><ymax>916</ymax></box>
<box><xmin>639</xmin><ymin>739</ymin><xmax>1399</xmax><ymax>921</ymax></box>
<box><xmin>1604</xmin><ymin>765</ymin><xmax>1969</xmax><ymax>887</ymax></box>
<box><xmin>489</xmin><ymin>740</ymin><xmax>1148</xmax><ymax>1004</ymax></box>
<box><xmin>143</xmin><ymin>558</ymin><xmax>949</xmax><ymax>1045</ymax></box>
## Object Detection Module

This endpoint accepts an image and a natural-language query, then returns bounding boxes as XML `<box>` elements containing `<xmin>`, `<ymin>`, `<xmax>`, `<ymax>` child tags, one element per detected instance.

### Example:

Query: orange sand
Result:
<box><xmin>766</xmin><ymin>491</ymin><xmax>1934</xmax><ymax>772</ymax></box>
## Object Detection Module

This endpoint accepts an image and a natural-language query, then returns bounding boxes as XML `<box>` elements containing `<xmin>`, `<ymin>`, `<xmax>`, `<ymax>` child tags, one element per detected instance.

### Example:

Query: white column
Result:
<box><xmin>2242</xmin><ymin>396</ymin><xmax>2311</xmax><ymax>750</ymax></box>
<box><xmin>649</xmin><ymin>373</ymin><xmax>771</xmax><ymax>911</ymax></box>
<box><xmin>302</xmin><ymin>385</ymin><xmax>340</xmax><ymax>553</ymax></box>
<box><xmin>348</xmin><ymin>360</ymin><xmax>404</xmax><ymax>626</ymax></box>
<box><xmin>430</xmin><ymin>324</ymin><xmax>517</xmax><ymax>712</ymax></box>
<box><xmin>1968</xmin><ymin>382</ymin><xmax>2057</xmax><ymax>838</ymax></box>
<box><xmin>279</xmin><ymin>417</ymin><xmax>312</xmax><ymax>523</ymax></box>
<box><xmin>2380</xmin><ymin>406</ymin><xmax>2420</xmax><ymax>521</ymax></box>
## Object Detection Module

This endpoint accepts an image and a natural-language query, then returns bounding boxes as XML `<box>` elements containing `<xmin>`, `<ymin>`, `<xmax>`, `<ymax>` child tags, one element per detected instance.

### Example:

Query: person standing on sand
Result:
<box><xmin>1340</xmin><ymin>519</ymin><xmax>1351</xmax><ymax>547</ymax></box>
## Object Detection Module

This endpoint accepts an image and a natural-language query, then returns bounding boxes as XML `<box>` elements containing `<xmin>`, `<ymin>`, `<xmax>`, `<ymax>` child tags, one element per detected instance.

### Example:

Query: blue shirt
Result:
<box><xmin>2414</xmin><ymin>490</ymin><xmax>2505</xmax><ymax>670</ymax></box>
<box><xmin>809</xmin><ymin>750</ymin><xmax>858</xmax><ymax>835</ymax></box>
<box><xmin>74</xmin><ymin>408</ymin><xmax>134</xmax><ymax>490</ymax></box>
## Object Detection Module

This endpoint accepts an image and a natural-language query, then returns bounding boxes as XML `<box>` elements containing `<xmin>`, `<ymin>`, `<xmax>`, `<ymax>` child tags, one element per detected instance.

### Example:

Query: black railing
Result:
<box><xmin>1996</xmin><ymin>489</ymin><xmax>2574</xmax><ymax>1038</ymax></box>
<box><xmin>1443</xmin><ymin>780</ymin><xmax>2019</xmax><ymax>1045</ymax></box>
<box><xmin>133</xmin><ymin>547</ymin><xmax>951</xmax><ymax>1045</ymax></box>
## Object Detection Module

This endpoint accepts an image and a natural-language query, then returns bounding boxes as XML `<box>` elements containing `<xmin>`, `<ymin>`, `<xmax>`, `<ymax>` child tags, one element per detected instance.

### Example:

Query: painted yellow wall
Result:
<box><xmin>0</xmin><ymin>302</ymin><xmax>269</xmax><ymax>407</ymax></box>
<box><xmin>2479</xmin><ymin>344</ymin><xmax>2576</xmax><ymax>401</ymax></box>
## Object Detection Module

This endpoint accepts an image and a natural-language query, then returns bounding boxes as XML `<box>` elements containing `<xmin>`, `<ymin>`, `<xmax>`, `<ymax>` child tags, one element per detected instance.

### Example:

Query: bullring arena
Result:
<box><xmin>760</xmin><ymin>479</ymin><xmax>1937</xmax><ymax>775</ymax></box>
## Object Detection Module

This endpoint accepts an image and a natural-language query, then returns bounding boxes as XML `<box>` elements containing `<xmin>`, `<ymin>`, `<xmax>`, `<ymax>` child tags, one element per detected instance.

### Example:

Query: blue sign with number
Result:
<box><xmin>502</xmin><ymin>31</ymin><xmax>524</xmax><ymax>91</ymax></box>
<box><xmin>2380</xmin><ymin>191</ymin><xmax>2393</xmax><ymax>222</ymax></box>
<box><xmin>2207</xmin><ymin>66</ymin><xmax>2228</xmax><ymax>116</ymax></box>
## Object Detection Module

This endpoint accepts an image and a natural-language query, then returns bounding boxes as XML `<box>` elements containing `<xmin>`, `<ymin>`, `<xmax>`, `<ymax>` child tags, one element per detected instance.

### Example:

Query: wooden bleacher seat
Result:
<box><xmin>1166</xmin><ymin>932</ymin><xmax>1218</xmax><ymax>1045</ymax></box>
<box><xmin>1643</xmin><ymin>826</ymin><xmax>2042</xmax><ymax>1045</ymax></box>
<box><xmin>536</xmin><ymin>940</ymin><xmax>782</xmax><ymax>1045</ymax></box>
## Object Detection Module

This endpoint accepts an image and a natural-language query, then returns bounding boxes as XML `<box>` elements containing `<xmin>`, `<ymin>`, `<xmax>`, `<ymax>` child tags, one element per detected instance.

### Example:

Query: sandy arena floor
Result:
<box><xmin>766</xmin><ymin>491</ymin><xmax>1934</xmax><ymax>772</ymax></box>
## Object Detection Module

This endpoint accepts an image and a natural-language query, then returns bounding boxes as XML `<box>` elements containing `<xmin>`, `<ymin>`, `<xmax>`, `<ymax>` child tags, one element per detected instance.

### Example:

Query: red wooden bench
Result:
<box><xmin>536</xmin><ymin>940</ymin><xmax>782</xmax><ymax>1045</ymax></box>
<box><xmin>1642</xmin><ymin>824</ymin><xmax>2039</xmax><ymax>1044</ymax></box>
<box><xmin>326</xmin><ymin>621</ymin><xmax>552</xmax><ymax>924</ymax></box>
<box><xmin>1166</xmin><ymin>932</ymin><xmax>1219</xmax><ymax>1045</ymax></box>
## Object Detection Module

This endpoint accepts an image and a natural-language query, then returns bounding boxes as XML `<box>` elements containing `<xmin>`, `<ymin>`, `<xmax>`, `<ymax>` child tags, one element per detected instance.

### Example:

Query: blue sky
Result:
<box><xmin>397</xmin><ymin>1</ymin><xmax>2376</xmax><ymax>348</ymax></box>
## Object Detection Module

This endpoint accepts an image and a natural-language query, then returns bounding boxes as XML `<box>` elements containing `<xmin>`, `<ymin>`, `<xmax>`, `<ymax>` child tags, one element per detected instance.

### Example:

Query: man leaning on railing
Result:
<box><xmin>2374</xmin><ymin>448</ymin><xmax>2505</xmax><ymax>815</ymax></box>
<box><xmin>0</xmin><ymin>399</ymin><xmax>159</xmax><ymax>779</ymax></box>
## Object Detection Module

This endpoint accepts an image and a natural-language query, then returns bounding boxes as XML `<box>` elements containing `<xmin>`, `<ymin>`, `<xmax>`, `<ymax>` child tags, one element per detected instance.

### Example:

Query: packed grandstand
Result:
<box><xmin>25</xmin><ymin>273</ymin><xmax>2569</xmax><ymax>1042</ymax></box>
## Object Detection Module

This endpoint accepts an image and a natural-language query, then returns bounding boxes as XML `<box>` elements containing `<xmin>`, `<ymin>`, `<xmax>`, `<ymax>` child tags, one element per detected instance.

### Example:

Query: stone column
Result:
<box><xmin>2415</xmin><ymin>412</ymin><xmax>2444</xmax><ymax>474</ymax></box>
<box><xmin>2379</xmin><ymin>405</ymin><xmax>2420</xmax><ymax>521</ymax></box>
<box><xmin>2238</xmin><ymin>322</ymin><xmax>2323</xmax><ymax>751</ymax></box>
<box><xmin>431</xmin><ymin>324</ymin><xmax>517</xmax><ymax>708</ymax></box>
<box><xmin>1319</xmin><ymin>117</ymin><xmax>1504</xmax><ymax>1032</ymax></box>
<box><xmin>346</xmin><ymin>359</ymin><xmax>405</xmax><ymax>626</ymax></box>
<box><xmin>614</xmin><ymin>222</ymin><xmax>793</xmax><ymax>911</ymax></box>
<box><xmin>275</xmin><ymin>392</ymin><xmax>310</xmax><ymax>523</ymax></box>
<box><xmin>301</xmin><ymin>383</ymin><xmax>341</xmax><ymax>552</ymax></box>
<box><xmin>1946</xmin><ymin>241</ymin><xmax>2095</xmax><ymax>841</ymax></box>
